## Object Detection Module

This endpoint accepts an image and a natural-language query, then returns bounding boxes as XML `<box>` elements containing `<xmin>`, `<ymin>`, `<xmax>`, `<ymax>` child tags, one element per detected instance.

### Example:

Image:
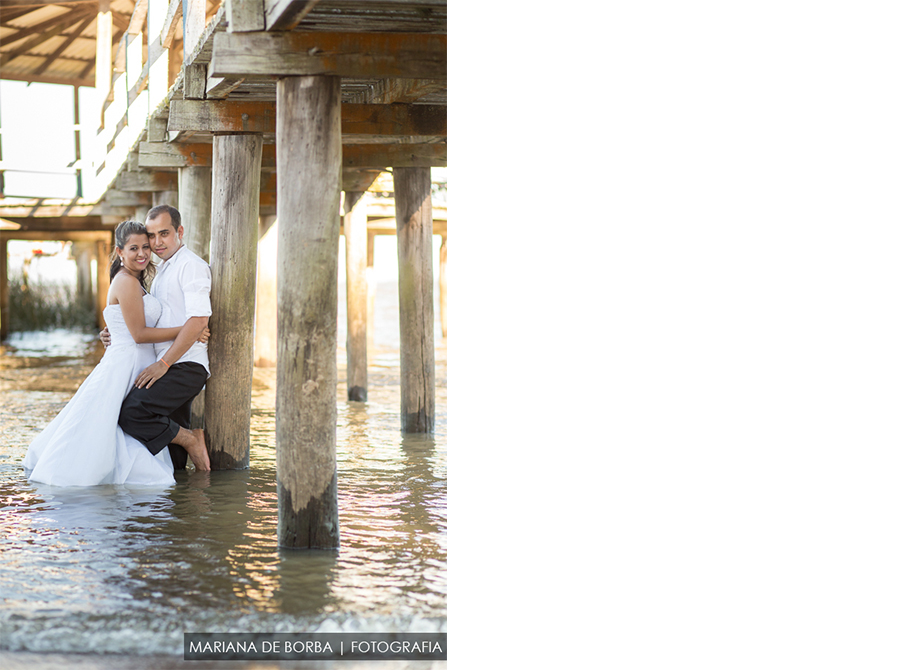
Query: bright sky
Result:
<box><xmin>0</xmin><ymin>79</ymin><xmax>96</xmax><ymax>199</ymax></box>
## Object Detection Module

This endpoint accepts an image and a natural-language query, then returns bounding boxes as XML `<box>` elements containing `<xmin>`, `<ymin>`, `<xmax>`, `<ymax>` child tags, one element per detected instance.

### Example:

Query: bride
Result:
<box><xmin>23</xmin><ymin>220</ymin><xmax>209</xmax><ymax>487</ymax></box>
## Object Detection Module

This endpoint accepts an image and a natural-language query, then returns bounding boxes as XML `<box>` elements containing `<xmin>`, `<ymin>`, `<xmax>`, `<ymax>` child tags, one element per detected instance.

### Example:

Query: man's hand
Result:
<box><xmin>197</xmin><ymin>327</ymin><xmax>211</xmax><ymax>344</ymax></box>
<box><xmin>99</xmin><ymin>327</ymin><xmax>111</xmax><ymax>348</ymax></box>
<box><xmin>134</xmin><ymin>360</ymin><xmax>169</xmax><ymax>389</ymax></box>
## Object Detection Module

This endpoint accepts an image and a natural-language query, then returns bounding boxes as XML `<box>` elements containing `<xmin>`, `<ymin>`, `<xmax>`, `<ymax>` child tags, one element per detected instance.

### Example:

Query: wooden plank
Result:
<box><xmin>205</xmin><ymin>76</ymin><xmax>245</xmax><ymax>99</ymax></box>
<box><xmin>264</xmin><ymin>0</ymin><xmax>320</xmax><ymax>31</ymax></box>
<box><xmin>347</xmin><ymin>78</ymin><xmax>445</xmax><ymax>104</ymax></box>
<box><xmin>0</xmin><ymin>71</ymin><xmax>94</xmax><ymax>88</ymax></box>
<box><xmin>168</xmin><ymin>99</ymin><xmax>277</xmax><ymax>133</ymax></box>
<box><xmin>342</xmin><ymin>102</ymin><xmax>445</xmax><ymax>136</ymax></box>
<box><xmin>184</xmin><ymin>64</ymin><xmax>208</xmax><ymax>99</ymax></box>
<box><xmin>169</xmin><ymin>100</ymin><xmax>445</xmax><ymax>137</ymax></box>
<box><xmin>184</xmin><ymin>0</ymin><xmax>206</xmax><ymax>56</ymax></box>
<box><xmin>116</xmin><ymin>170</ymin><xmax>178</xmax><ymax>191</ymax></box>
<box><xmin>31</xmin><ymin>14</ymin><xmax>94</xmax><ymax>78</ymax></box>
<box><xmin>209</xmin><ymin>31</ymin><xmax>446</xmax><ymax>80</ymax></box>
<box><xmin>139</xmin><ymin>141</ymin><xmax>443</xmax><ymax>168</ymax></box>
<box><xmin>227</xmin><ymin>0</ymin><xmax>266</xmax><ymax>32</ymax></box>
<box><xmin>139</xmin><ymin>142</ymin><xmax>212</xmax><ymax>167</ymax></box>
<box><xmin>342</xmin><ymin>169</ymin><xmax>382</xmax><ymax>193</ymax></box>
<box><xmin>0</xmin><ymin>0</ymin><xmax>96</xmax><ymax>5</ymax></box>
<box><xmin>160</xmin><ymin>0</ymin><xmax>183</xmax><ymax>49</ymax></box>
<box><xmin>342</xmin><ymin>143</ymin><xmax>446</xmax><ymax>168</ymax></box>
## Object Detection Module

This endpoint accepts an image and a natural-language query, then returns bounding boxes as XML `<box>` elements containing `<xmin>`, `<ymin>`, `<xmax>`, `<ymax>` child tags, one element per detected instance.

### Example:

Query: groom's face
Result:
<box><xmin>146</xmin><ymin>212</ymin><xmax>184</xmax><ymax>262</ymax></box>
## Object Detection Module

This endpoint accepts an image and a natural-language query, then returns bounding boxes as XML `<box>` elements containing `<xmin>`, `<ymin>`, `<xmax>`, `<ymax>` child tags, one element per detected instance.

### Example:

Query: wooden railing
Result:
<box><xmin>85</xmin><ymin>0</ymin><xmax>213</xmax><ymax>203</ymax></box>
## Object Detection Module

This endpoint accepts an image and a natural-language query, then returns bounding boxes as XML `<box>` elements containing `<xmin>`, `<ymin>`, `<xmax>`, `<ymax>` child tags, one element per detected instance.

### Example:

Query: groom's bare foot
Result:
<box><xmin>173</xmin><ymin>427</ymin><xmax>210</xmax><ymax>471</ymax></box>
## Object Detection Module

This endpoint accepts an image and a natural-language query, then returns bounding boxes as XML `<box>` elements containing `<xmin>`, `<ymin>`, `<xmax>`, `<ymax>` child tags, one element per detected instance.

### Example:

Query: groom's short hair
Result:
<box><xmin>147</xmin><ymin>204</ymin><xmax>182</xmax><ymax>231</ymax></box>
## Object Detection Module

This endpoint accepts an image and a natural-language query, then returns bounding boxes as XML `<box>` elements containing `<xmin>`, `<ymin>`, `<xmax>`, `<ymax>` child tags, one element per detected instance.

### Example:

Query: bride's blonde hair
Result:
<box><xmin>109</xmin><ymin>220</ymin><xmax>156</xmax><ymax>290</ymax></box>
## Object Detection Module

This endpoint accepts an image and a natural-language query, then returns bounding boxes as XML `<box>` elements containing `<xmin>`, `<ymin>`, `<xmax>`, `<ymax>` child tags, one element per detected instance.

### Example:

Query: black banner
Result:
<box><xmin>184</xmin><ymin>632</ymin><xmax>447</xmax><ymax>661</ymax></box>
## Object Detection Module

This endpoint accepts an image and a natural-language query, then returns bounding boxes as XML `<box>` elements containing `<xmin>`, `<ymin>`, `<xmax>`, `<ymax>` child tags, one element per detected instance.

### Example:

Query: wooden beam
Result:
<box><xmin>31</xmin><ymin>14</ymin><xmax>94</xmax><ymax>77</ymax></box>
<box><xmin>160</xmin><ymin>0</ymin><xmax>183</xmax><ymax>49</ymax></box>
<box><xmin>0</xmin><ymin>0</ymin><xmax>94</xmax><ymax>8</ymax></box>
<box><xmin>0</xmin><ymin>70</ymin><xmax>94</xmax><ymax>88</ymax></box>
<box><xmin>0</xmin><ymin>17</ymin><xmax>77</xmax><ymax>67</ymax></box>
<box><xmin>342</xmin><ymin>143</ymin><xmax>446</xmax><ymax>168</ymax></box>
<box><xmin>342</xmin><ymin>169</ymin><xmax>382</xmax><ymax>193</ymax></box>
<box><xmin>116</xmin><ymin>170</ymin><xmax>179</xmax><ymax>191</ymax></box>
<box><xmin>348</xmin><ymin>78</ymin><xmax>446</xmax><ymax>105</ymax></box>
<box><xmin>264</xmin><ymin>0</ymin><xmax>320</xmax><ymax>31</ymax></box>
<box><xmin>0</xmin><ymin>6</ymin><xmax>93</xmax><ymax>51</ymax></box>
<box><xmin>168</xmin><ymin>99</ymin><xmax>277</xmax><ymax>133</ymax></box>
<box><xmin>139</xmin><ymin>141</ymin><xmax>444</xmax><ymax>169</ymax></box>
<box><xmin>209</xmin><ymin>31</ymin><xmax>446</xmax><ymax>80</ymax></box>
<box><xmin>168</xmin><ymin>100</ymin><xmax>445</xmax><ymax>137</ymax></box>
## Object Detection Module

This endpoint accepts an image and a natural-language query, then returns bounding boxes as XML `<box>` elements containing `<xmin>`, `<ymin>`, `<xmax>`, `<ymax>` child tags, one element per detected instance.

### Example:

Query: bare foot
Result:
<box><xmin>173</xmin><ymin>427</ymin><xmax>210</xmax><ymax>471</ymax></box>
<box><xmin>187</xmin><ymin>429</ymin><xmax>210</xmax><ymax>471</ymax></box>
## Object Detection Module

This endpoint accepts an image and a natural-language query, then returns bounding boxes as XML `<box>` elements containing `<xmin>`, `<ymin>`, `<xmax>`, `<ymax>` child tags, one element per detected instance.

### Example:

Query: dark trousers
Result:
<box><xmin>118</xmin><ymin>362</ymin><xmax>207</xmax><ymax>471</ymax></box>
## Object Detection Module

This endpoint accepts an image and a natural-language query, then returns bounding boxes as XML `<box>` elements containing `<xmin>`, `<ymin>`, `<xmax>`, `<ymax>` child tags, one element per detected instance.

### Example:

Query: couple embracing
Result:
<box><xmin>24</xmin><ymin>205</ymin><xmax>212</xmax><ymax>487</ymax></box>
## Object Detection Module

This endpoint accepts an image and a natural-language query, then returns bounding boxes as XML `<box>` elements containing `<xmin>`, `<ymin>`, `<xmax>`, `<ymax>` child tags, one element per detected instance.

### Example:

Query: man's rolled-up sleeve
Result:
<box><xmin>181</xmin><ymin>262</ymin><xmax>212</xmax><ymax>319</ymax></box>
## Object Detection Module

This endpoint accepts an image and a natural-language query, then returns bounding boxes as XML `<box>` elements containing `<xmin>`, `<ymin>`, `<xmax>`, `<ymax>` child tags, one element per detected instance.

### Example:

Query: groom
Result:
<box><xmin>104</xmin><ymin>204</ymin><xmax>211</xmax><ymax>471</ymax></box>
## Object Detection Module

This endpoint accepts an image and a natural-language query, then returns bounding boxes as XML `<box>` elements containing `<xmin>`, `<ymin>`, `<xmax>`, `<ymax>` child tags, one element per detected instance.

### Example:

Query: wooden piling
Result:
<box><xmin>276</xmin><ymin>75</ymin><xmax>341</xmax><ymax>549</ymax></box>
<box><xmin>367</xmin><ymin>230</ymin><xmax>376</xmax><ymax>353</ymax></box>
<box><xmin>394</xmin><ymin>167</ymin><xmax>435</xmax><ymax>433</ymax></box>
<box><xmin>439</xmin><ymin>234</ymin><xmax>447</xmax><ymax>339</ymax></box>
<box><xmin>153</xmin><ymin>190</ymin><xmax>178</xmax><ymax>208</ymax></box>
<box><xmin>95</xmin><ymin>238</ymin><xmax>111</xmax><ymax>329</ymax></box>
<box><xmin>344</xmin><ymin>191</ymin><xmax>368</xmax><ymax>401</ymax></box>
<box><xmin>179</xmin><ymin>165</ymin><xmax>212</xmax><ymax>430</ymax></box>
<box><xmin>0</xmin><ymin>237</ymin><xmax>7</xmax><ymax>340</ymax></box>
<box><xmin>179</xmin><ymin>166</ymin><xmax>212</xmax><ymax>262</ymax></box>
<box><xmin>205</xmin><ymin>133</ymin><xmax>263</xmax><ymax>469</ymax></box>
<box><xmin>72</xmin><ymin>241</ymin><xmax>95</xmax><ymax>311</ymax></box>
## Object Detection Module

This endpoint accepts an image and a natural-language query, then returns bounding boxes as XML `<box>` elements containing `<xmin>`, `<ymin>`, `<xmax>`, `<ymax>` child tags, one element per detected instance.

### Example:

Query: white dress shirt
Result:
<box><xmin>151</xmin><ymin>244</ymin><xmax>212</xmax><ymax>376</ymax></box>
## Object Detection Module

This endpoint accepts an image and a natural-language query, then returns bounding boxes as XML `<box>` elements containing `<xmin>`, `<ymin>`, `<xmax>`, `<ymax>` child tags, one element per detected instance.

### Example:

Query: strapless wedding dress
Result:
<box><xmin>23</xmin><ymin>293</ymin><xmax>175</xmax><ymax>486</ymax></box>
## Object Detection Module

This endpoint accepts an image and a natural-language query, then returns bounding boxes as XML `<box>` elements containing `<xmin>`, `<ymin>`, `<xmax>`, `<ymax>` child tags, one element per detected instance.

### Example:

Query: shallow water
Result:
<box><xmin>0</xmin><ymin>284</ymin><xmax>447</xmax><ymax>659</ymax></box>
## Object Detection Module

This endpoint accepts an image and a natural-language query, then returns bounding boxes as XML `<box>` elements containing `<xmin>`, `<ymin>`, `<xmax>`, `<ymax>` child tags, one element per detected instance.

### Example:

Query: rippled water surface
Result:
<box><xmin>0</xmin><ymin>293</ymin><xmax>447</xmax><ymax>659</ymax></box>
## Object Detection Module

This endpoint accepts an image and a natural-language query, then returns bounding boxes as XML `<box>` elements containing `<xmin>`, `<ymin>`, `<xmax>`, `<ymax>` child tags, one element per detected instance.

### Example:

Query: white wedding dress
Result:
<box><xmin>23</xmin><ymin>293</ymin><xmax>175</xmax><ymax>486</ymax></box>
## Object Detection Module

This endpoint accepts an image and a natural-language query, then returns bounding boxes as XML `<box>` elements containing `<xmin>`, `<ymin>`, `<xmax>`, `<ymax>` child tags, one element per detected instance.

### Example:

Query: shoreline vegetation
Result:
<box><xmin>7</xmin><ymin>270</ymin><xmax>96</xmax><ymax>333</ymax></box>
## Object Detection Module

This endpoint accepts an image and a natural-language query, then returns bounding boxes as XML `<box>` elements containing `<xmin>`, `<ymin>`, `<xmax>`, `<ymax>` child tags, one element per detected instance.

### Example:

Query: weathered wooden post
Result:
<box><xmin>255</xmin><ymin>216</ymin><xmax>278</xmax><ymax>367</ymax></box>
<box><xmin>153</xmin><ymin>190</ymin><xmax>178</xmax><ymax>208</ymax></box>
<box><xmin>72</xmin><ymin>241</ymin><xmax>95</xmax><ymax>312</ymax></box>
<box><xmin>344</xmin><ymin>191</ymin><xmax>368</xmax><ymax>401</ymax></box>
<box><xmin>179</xmin><ymin>167</ymin><xmax>212</xmax><ymax>262</ymax></box>
<box><xmin>277</xmin><ymin>75</ymin><xmax>341</xmax><ymax>549</ymax></box>
<box><xmin>394</xmin><ymin>167</ymin><xmax>435</xmax><ymax>432</ymax></box>
<box><xmin>367</xmin><ymin>231</ymin><xmax>377</xmax><ymax>353</ymax></box>
<box><xmin>0</xmin><ymin>236</ymin><xmax>8</xmax><ymax>340</ymax></box>
<box><xmin>205</xmin><ymin>134</ymin><xmax>263</xmax><ymax>469</ymax></box>
<box><xmin>179</xmin><ymin>165</ymin><xmax>212</xmax><ymax>430</ymax></box>
<box><xmin>439</xmin><ymin>233</ymin><xmax>447</xmax><ymax>339</ymax></box>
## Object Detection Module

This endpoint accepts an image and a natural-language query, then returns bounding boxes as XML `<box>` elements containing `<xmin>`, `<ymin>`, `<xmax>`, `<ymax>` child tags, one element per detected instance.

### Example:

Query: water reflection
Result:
<box><xmin>0</xmin><ymin>329</ymin><xmax>446</xmax><ymax>655</ymax></box>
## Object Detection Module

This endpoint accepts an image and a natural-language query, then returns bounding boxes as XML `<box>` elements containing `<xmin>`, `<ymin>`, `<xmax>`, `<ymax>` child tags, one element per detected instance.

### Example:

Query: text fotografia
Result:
<box><xmin>184</xmin><ymin>632</ymin><xmax>447</xmax><ymax>661</ymax></box>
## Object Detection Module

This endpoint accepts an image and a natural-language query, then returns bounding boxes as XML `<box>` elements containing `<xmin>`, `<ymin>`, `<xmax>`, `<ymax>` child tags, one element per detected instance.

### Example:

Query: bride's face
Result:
<box><xmin>119</xmin><ymin>234</ymin><xmax>151</xmax><ymax>275</ymax></box>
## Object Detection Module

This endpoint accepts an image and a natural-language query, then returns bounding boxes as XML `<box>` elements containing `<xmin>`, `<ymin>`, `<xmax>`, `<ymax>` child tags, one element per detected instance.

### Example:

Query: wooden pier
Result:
<box><xmin>0</xmin><ymin>0</ymin><xmax>446</xmax><ymax>549</ymax></box>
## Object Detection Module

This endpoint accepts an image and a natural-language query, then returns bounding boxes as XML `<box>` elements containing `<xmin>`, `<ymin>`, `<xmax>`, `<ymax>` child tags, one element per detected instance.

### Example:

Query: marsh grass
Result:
<box><xmin>8</xmin><ymin>270</ymin><xmax>96</xmax><ymax>333</ymax></box>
